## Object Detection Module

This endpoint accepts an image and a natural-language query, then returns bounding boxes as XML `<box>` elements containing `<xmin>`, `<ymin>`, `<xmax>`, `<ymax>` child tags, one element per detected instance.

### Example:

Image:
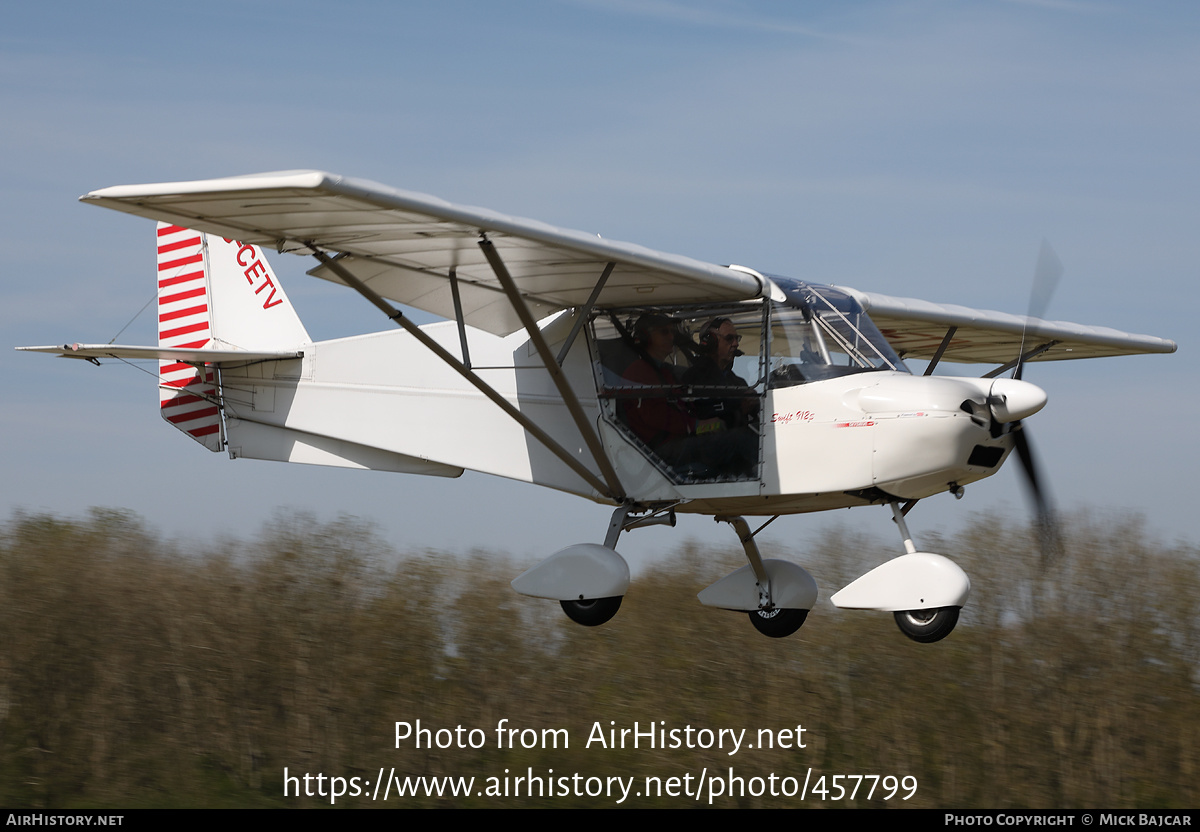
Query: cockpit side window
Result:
<box><xmin>588</xmin><ymin>301</ymin><xmax>767</xmax><ymax>484</ymax></box>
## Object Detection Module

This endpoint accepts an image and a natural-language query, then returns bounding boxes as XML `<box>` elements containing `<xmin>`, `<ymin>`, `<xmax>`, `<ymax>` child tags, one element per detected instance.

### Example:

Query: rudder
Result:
<box><xmin>155</xmin><ymin>223</ymin><xmax>309</xmax><ymax>452</ymax></box>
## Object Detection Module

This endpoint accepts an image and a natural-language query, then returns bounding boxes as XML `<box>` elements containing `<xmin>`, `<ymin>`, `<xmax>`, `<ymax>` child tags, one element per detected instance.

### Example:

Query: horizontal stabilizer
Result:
<box><xmin>17</xmin><ymin>344</ymin><xmax>303</xmax><ymax>363</ymax></box>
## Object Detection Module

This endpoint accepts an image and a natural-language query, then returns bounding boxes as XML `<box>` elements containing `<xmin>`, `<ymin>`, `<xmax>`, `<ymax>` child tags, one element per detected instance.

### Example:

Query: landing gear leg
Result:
<box><xmin>830</xmin><ymin>501</ymin><xmax>967</xmax><ymax>643</ymax></box>
<box><xmin>715</xmin><ymin>516</ymin><xmax>812</xmax><ymax>638</ymax></box>
<box><xmin>892</xmin><ymin>500</ymin><xmax>918</xmax><ymax>555</ymax></box>
<box><xmin>887</xmin><ymin>501</ymin><xmax>961</xmax><ymax>642</ymax></box>
<box><xmin>552</xmin><ymin>505</ymin><xmax>636</xmax><ymax>627</ymax></box>
<box><xmin>513</xmin><ymin>503</ymin><xmax>677</xmax><ymax>627</ymax></box>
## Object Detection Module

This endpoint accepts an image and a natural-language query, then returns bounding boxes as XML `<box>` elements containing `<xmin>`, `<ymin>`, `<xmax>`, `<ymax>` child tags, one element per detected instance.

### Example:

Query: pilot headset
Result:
<box><xmin>699</xmin><ymin>317</ymin><xmax>733</xmax><ymax>351</ymax></box>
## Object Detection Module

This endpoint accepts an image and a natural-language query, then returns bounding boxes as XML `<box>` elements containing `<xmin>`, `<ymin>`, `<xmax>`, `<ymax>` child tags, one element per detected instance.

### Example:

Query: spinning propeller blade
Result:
<box><xmin>1011</xmin><ymin>239</ymin><xmax>1066</xmax><ymax>564</ymax></box>
<box><xmin>1014</xmin><ymin>239</ymin><xmax>1065</xmax><ymax>380</ymax></box>
<box><xmin>1011</xmin><ymin>422</ymin><xmax>1064</xmax><ymax>567</ymax></box>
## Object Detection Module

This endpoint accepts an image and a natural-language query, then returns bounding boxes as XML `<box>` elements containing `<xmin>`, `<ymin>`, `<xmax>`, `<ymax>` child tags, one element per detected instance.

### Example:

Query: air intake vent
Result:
<box><xmin>968</xmin><ymin>445</ymin><xmax>1004</xmax><ymax>468</ymax></box>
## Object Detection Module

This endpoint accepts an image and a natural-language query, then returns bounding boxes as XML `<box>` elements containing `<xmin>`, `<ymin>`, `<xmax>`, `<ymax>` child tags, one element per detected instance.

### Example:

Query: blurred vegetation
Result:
<box><xmin>0</xmin><ymin>507</ymin><xmax>1196</xmax><ymax>809</ymax></box>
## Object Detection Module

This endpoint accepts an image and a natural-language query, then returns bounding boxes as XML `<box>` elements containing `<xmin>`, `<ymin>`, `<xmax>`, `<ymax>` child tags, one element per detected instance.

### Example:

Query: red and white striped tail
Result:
<box><xmin>156</xmin><ymin>222</ymin><xmax>222</xmax><ymax>451</ymax></box>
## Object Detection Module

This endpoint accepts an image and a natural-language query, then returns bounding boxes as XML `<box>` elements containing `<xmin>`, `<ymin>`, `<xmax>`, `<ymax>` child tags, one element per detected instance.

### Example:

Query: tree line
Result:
<box><xmin>0</xmin><ymin>508</ymin><xmax>1196</xmax><ymax>808</ymax></box>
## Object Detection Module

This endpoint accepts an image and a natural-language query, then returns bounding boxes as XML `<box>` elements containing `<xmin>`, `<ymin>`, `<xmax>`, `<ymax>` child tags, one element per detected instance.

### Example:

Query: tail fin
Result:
<box><xmin>155</xmin><ymin>223</ymin><xmax>309</xmax><ymax>451</ymax></box>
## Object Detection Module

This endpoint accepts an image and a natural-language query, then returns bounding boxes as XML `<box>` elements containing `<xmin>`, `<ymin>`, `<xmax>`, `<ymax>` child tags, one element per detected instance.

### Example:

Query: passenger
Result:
<box><xmin>619</xmin><ymin>314</ymin><xmax>700</xmax><ymax>451</ymax></box>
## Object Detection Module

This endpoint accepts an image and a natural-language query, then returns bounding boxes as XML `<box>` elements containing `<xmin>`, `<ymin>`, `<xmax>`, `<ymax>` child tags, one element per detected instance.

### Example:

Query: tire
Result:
<box><xmin>560</xmin><ymin>596</ymin><xmax>623</xmax><ymax>627</ymax></box>
<box><xmin>894</xmin><ymin>606</ymin><xmax>960</xmax><ymax>643</ymax></box>
<box><xmin>748</xmin><ymin>607</ymin><xmax>808</xmax><ymax>638</ymax></box>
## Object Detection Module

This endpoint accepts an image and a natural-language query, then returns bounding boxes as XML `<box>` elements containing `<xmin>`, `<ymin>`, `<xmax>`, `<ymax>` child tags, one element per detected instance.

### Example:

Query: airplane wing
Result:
<box><xmin>845</xmin><ymin>288</ymin><xmax>1177</xmax><ymax>364</ymax></box>
<box><xmin>81</xmin><ymin>171</ymin><xmax>766</xmax><ymax>336</ymax></box>
<box><xmin>17</xmin><ymin>344</ymin><xmax>302</xmax><ymax>363</ymax></box>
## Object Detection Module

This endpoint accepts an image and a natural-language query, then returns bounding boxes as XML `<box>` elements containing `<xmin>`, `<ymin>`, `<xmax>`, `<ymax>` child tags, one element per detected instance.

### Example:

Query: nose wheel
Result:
<box><xmin>893</xmin><ymin>606</ymin><xmax>959</xmax><ymax>643</ymax></box>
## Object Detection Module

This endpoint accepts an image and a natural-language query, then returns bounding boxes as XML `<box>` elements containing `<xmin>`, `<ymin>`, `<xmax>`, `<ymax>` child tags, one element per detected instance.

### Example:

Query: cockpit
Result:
<box><xmin>767</xmin><ymin>277</ymin><xmax>909</xmax><ymax>386</ymax></box>
<box><xmin>587</xmin><ymin>278</ymin><xmax>908</xmax><ymax>485</ymax></box>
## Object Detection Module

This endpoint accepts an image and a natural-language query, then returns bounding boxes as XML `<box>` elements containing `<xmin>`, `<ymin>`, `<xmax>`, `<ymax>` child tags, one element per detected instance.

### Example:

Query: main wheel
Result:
<box><xmin>560</xmin><ymin>596</ymin><xmax>623</xmax><ymax>627</ymax></box>
<box><xmin>894</xmin><ymin>606</ymin><xmax>960</xmax><ymax>643</ymax></box>
<box><xmin>748</xmin><ymin>607</ymin><xmax>808</xmax><ymax>638</ymax></box>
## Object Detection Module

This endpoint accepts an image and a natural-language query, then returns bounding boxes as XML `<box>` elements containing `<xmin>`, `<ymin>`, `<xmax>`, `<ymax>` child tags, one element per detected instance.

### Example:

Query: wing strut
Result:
<box><xmin>982</xmin><ymin>341</ymin><xmax>1060</xmax><ymax>378</ymax></box>
<box><xmin>556</xmin><ymin>261</ymin><xmax>615</xmax><ymax>367</ymax></box>
<box><xmin>309</xmin><ymin>248</ymin><xmax>617</xmax><ymax>500</ymax></box>
<box><xmin>479</xmin><ymin>239</ymin><xmax>625</xmax><ymax>499</ymax></box>
<box><xmin>448</xmin><ymin>267</ymin><xmax>471</xmax><ymax>369</ymax></box>
<box><xmin>923</xmin><ymin>326</ymin><xmax>957</xmax><ymax>376</ymax></box>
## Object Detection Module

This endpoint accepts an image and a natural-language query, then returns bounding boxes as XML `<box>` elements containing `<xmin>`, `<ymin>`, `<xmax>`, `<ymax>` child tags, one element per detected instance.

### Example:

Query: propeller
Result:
<box><xmin>1010</xmin><ymin>239</ymin><xmax>1065</xmax><ymax>566</ymax></box>
<box><xmin>1014</xmin><ymin>239</ymin><xmax>1064</xmax><ymax>380</ymax></box>
<box><xmin>1010</xmin><ymin>420</ymin><xmax>1064</xmax><ymax>567</ymax></box>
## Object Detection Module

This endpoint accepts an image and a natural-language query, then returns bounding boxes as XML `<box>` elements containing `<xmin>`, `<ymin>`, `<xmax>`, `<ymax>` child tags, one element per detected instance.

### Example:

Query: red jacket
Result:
<box><xmin>619</xmin><ymin>358</ymin><xmax>695</xmax><ymax>448</ymax></box>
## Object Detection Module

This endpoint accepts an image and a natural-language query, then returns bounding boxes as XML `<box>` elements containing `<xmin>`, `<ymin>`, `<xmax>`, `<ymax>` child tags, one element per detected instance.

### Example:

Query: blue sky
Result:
<box><xmin>3</xmin><ymin>1</ymin><xmax>1196</xmax><ymax>565</ymax></box>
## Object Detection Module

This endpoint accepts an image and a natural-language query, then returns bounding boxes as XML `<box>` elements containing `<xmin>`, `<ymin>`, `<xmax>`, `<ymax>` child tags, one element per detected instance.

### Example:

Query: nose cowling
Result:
<box><xmin>850</xmin><ymin>374</ymin><xmax>1048</xmax><ymax>424</ymax></box>
<box><xmin>987</xmin><ymin>378</ymin><xmax>1047</xmax><ymax>423</ymax></box>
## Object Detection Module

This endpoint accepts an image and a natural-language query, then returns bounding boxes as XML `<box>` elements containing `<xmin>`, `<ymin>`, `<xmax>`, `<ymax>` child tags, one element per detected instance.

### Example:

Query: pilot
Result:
<box><xmin>681</xmin><ymin>316</ymin><xmax>759</xmax><ymax>429</ymax></box>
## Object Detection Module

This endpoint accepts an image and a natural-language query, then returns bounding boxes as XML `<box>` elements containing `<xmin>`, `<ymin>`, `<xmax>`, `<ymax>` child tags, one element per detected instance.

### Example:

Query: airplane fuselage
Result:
<box><xmin>216</xmin><ymin>308</ymin><xmax>1020</xmax><ymax>516</ymax></box>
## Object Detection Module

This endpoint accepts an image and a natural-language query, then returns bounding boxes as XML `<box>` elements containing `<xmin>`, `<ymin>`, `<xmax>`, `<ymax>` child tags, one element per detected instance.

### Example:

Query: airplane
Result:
<box><xmin>19</xmin><ymin>171</ymin><xmax>1177</xmax><ymax>643</ymax></box>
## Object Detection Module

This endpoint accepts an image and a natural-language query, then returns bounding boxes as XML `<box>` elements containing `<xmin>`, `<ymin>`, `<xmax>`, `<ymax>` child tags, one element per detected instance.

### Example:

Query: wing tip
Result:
<box><xmin>81</xmin><ymin>169</ymin><xmax>340</xmax><ymax>204</ymax></box>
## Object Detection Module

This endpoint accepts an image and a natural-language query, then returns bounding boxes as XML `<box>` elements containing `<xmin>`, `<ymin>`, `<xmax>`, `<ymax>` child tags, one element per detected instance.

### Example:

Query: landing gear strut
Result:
<box><xmin>512</xmin><ymin>504</ymin><xmax>676</xmax><ymax>627</ymax></box>
<box><xmin>829</xmin><ymin>501</ymin><xmax>970</xmax><ymax>643</ymax></box>
<box><xmin>695</xmin><ymin>516</ymin><xmax>817</xmax><ymax>638</ymax></box>
<box><xmin>886</xmin><ymin>503</ymin><xmax>962</xmax><ymax>643</ymax></box>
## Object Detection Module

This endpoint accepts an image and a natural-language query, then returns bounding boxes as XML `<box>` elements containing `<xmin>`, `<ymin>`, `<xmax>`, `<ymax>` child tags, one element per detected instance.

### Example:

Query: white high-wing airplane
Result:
<box><xmin>20</xmin><ymin>172</ymin><xmax>1177</xmax><ymax>642</ymax></box>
